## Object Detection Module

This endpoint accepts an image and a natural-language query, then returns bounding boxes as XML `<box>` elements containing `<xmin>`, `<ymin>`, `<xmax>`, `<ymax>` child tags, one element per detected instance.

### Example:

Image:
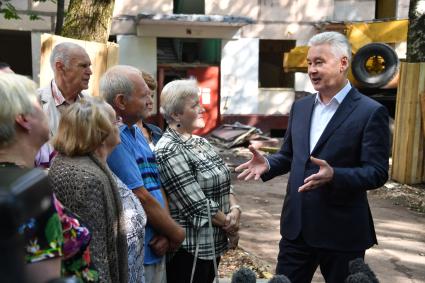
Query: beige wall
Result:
<box><xmin>258</xmin><ymin>0</ymin><xmax>333</xmax><ymax>22</ymax></box>
<box><xmin>241</xmin><ymin>23</ymin><xmax>316</xmax><ymax>41</ymax></box>
<box><xmin>136</xmin><ymin>24</ymin><xmax>242</xmax><ymax>39</ymax></box>
<box><xmin>206</xmin><ymin>0</ymin><xmax>259</xmax><ymax>19</ymax></box>
<box><xmin>206</xmin><ymin>0</ymin><xmax>333</xmax><ymax>21</ymax></box>
<box><xmin>113</xmin><ymin>0</ymin><xmax>172</xmax><ymax>16</ymax></box>
<box><xmin>117</xmin><ymin>35</ymin><xmax>159</xmax><ymax>114</ymax></box>
<box><xmin>333</xmin><ymin>1</ymin><xmax>375</xmax><ymax>21</ymax></box>
<box><xmin>396</xmin><ymin>0</ymin><xmax>409</xmax><ymax>18</ymax></box>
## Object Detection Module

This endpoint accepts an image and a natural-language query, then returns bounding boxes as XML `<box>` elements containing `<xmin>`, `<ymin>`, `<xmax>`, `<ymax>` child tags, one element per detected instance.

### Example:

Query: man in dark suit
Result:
<box><xmin>236</xmin><ymin>31</ymin><xmax>389</xmax><ymax>283</ymax></box>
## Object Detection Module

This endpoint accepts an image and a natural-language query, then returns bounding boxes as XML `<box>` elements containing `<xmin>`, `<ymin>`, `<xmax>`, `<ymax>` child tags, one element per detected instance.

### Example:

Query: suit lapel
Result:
<box><xmin>299</xmin><ymin>95</ymin><xmax>316</xmax><ymax>157</ymax></box>
<box><xmin>311</xmin><ymin>88</ymin><xmax>360</xmax><ymax>155</ymax></box>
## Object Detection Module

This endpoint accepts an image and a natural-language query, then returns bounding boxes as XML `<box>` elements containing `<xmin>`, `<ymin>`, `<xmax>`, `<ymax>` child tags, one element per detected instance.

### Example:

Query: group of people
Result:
<box><xmin>0</xmin><ymin>30</ymin><xmax>389</xmax><ymax>283</ymax></box>
<box><xmin>0</xmin><ymin>42</ymin><xmax>240</xmax><ymax>283</ymax></box>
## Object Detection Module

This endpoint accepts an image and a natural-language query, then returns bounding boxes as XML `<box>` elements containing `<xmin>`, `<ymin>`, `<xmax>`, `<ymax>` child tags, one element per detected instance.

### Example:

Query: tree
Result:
<box><xmin>406</xmin><ymin>0</ymin><xmax>425</xmax><ymax>61</ymax></box>
<box><xmin>60</xmin><ymin>0</ymin><xmax>115</xmax><ymax>43</ymax></box>
<box><xmin>0</xmin><ymin>0</ymin><xmax>114</xmax><ymax>43</ymax></box>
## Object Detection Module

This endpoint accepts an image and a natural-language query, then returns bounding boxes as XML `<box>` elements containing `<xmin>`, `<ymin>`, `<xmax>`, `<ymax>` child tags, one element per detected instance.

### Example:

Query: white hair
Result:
<box><xmin>50</xmin><ymin>42</ymin><xmax>86</xmax><ymax>70</ymax></box>
<box><xmin>100</xmin><ymin>65</ymin><xmax>142</xmax><ymax>106</ymax></box>
<box><xmin>0</xmin><ymin>73</ymin><xmax>38</xmax><ymax>147</ymax></box>
<box><xmin>308</xmin><ymin>31</ymin><xmax>352</xmax><ymax>62</ymax></box>
<box><xmin>160</xmin><ymin>79</ymin><xmax>198</xmax><ymax>123</ymax></box>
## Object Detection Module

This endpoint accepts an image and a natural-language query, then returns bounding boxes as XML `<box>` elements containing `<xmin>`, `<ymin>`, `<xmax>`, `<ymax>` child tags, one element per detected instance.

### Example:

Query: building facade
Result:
<box><xmin>0</xmin><ymin>0</ymin><xmax>410</xmax><ymax>133</ymax></box>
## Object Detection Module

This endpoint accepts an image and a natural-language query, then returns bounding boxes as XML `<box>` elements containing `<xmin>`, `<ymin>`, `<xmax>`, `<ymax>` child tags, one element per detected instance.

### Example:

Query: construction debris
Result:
<box><xmin>208</xmin><ymin>122</ymin><xmax>280</xmax><ymax>151</ymax></box>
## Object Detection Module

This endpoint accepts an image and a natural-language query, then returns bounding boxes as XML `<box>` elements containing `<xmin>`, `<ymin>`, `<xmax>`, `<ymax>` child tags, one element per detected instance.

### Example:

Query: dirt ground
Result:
<box><xmin>217</xmin><ymin>147</ymin><xmax>425</xmax><ymax>282</ymax></box>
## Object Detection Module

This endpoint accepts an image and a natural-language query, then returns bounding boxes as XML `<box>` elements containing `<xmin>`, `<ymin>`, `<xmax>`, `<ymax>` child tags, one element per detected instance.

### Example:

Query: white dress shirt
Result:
<box><xmin>309</xmin><ymin>82</ymin><xmax>351</xmax><ymax>153</ymax></box>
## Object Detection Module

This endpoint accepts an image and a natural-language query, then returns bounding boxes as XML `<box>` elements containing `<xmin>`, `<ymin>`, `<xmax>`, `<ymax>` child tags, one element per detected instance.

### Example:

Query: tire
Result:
<box><xmin>351</xmin><ymin>43</ymin><xmax>399</xmax><ymax>88</ymax></box>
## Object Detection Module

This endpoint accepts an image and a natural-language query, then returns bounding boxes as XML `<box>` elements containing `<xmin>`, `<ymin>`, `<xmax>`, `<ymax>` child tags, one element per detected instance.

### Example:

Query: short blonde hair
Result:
<box><xmin>52</xmin><ymin>97</ymin><xmax>113</xmax><ymax>156</ymax></box>
<box><xmin>0</xmin><ymin>73</ymin><xmax>38</xmax><ymax>147</ymax></box>
<box><xmin>160</xmin><ymin>79</ymin><xmax>198</xmax><ymax>123</ymax></box>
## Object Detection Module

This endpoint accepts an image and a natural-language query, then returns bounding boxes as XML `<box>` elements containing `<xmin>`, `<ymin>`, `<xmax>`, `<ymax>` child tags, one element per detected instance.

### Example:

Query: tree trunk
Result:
<box><xmin>60</xmin><ymin>0</ymin><xmax>114</xmax><ymax>43</ymax></box>
<box><xmin>54</xmin><ymin>0</ymin><xmax>65</xmax><ymax>35</ymax></box>
<box><xmin>406</xmin><ymin>0</ymin><xmax>425</xmax><ymax>62</ymax></box>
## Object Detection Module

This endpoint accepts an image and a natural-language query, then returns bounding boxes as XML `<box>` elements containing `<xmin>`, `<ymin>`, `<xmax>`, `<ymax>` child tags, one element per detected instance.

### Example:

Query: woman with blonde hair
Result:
<box><xmin>49</xmin><ymin>98</ymin><xmax>132</xmax><ymax>283</ymax></box>
<box><xmin>155</xmin><ymin>79</ymin><xmax>241</xmax><ymax>283</ymax></box>
<box><xmin>0</xmin><ymin>73</ymin><xmax>97</xmax><ymax>283</ymax></box>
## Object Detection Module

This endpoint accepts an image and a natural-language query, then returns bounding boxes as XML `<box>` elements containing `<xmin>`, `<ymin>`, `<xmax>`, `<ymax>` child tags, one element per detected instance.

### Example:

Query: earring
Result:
<box><xmin>176</xmin><ymin>123</ymin><xmax>181</xmax><ymax>128</ymax></box>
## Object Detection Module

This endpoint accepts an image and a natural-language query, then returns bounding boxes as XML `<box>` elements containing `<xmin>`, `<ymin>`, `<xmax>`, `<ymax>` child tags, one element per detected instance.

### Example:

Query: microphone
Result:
<box><xmin>268</xmin><ymin>274</ymin><xmax>291</xmax><ymax>283</ymax></box>
<box><xmin>345</xmin><ymin>272</ymin><xmax>374</xmax><ymax>283</ymax></box>
<box><xmin>345</xmin><ymin>258</ymin><xmax>379</xmax><ymax>283</ymax></box>
<box><xmin>231</xmin><ymin>267</ymin><xmax>256</xmax><ymax>283</ymax></box>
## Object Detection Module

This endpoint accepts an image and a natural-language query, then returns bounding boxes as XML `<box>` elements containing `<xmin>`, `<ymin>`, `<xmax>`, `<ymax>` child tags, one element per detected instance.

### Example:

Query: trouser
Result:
<box><xmin>276</xmin><ymin>235</ymin><xmax>365</xmax><ymax>283</ymax></box>
<box><xmin>144</xmin><ymin>257</ymin><xmax>167</xmax><ymax>283</ymax></box>
<box><xmin>166</xmin><ymin>248</ymin><xmax>221</xmax><ymax>283</ymax></box>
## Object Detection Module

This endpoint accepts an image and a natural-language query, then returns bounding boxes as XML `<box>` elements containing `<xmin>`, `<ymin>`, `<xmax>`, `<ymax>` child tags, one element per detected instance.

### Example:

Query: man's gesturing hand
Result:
<box><xmin>298</xmin><ymin>156</ymin><xmax>334</xmax><ymax>192</ymax></box>
<box><xmin>235</xmin><ymin>145</ymin><xmax>268</xmax><ymax>181</ymax></box>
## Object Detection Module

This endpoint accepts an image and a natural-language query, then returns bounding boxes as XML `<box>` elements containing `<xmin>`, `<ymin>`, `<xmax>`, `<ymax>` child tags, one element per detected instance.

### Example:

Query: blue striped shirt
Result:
<box><xmin>107</xmin><ymin>124</ymin><xmax>164</xmax><ymax>265</ymax></box>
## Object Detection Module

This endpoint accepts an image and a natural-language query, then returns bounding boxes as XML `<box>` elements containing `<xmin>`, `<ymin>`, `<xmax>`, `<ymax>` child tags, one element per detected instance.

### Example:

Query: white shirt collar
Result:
<box><xmin>314</xmin><ymin>81</ymin><xmax>352</xmax><ymax>106</ymax></box>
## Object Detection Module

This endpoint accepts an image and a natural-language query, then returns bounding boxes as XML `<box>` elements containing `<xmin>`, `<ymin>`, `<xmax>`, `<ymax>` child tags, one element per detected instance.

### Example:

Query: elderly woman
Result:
<box><xmin>49</xmin><ymin>98</ymin><xmax>135</xmax><ymax>283</ymax></box>
<box><xmin>155</xmin><ymin>79</ymin><xmax>241</xmax><ymax>283</ymax></box>
<box><xmin>0</xmin><ymin>73</ymin><xmax>62</xmax><ymax>283</ymax></box>
<box><xmin>0</xmin><ymin>73</ymin><xmax>97</xmax><ymax>283</ymax></box>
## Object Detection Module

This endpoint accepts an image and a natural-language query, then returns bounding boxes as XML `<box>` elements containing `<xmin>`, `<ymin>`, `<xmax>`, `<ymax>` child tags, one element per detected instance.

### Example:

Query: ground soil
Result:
<box><xmin>216</xmin><ymin>146</ymin><xmax>425</xmax><ymax>282</ymax></box>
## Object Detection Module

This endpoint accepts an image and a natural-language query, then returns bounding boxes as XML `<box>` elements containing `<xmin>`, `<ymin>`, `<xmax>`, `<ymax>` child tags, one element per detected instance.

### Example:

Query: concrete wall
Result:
<box><xmin>333</xmin><ymin>0</ymin><xmax>376</xmax><ymax>21</ymax></box>
<box><xmin>136</xmin><ymin>24</ymin><xmax>242</xmax><ymax>40</ymax></box>
<box><xmin>221</xmin><ymin>38</ymin><xmax>259</xmax><ymax>114</ymax></box>
<box><xmin>257</xmin><ymin>88</ymin><xmax>294</xmax><ymax>115</ymax></box>
<box><xmin>113</xmin><ymin>0</ymin><xmax>172</xmax><ymax>16</ymax></box>
<box><xmin>206</xmin><ymin>0</ymin><xmax>259</xmax><ymax>19</ymax></box>
<box><xmin>117</xmin><ymin>35</ymin><xmax>159</xmax><ymax>113</ymax></box>
<box><xmin>396</xmin><ymin>0</ymin><xmax>409</xmax><ymax>18</ymax></box>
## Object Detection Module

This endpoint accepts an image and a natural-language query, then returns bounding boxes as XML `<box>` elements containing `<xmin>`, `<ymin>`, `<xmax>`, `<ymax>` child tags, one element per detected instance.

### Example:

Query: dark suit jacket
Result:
<box><xmin>262</xmin><ymin>87</ymin><xmax>390</xmax><ymax>251</ymax></box>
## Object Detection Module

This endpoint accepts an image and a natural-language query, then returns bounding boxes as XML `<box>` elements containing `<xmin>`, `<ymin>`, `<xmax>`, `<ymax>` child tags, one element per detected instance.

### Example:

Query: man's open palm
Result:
<box><xmin>235</xmin><ymin>145</ymin><xmax>268</xmax><ymax>181</ymax></box>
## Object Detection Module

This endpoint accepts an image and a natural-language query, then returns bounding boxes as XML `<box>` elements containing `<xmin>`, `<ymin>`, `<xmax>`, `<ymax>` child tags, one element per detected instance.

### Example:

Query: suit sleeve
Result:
<box><xmin>331</xmin><ymin>105</ymin><xmax>390</xmax><ymax>191</ymax></box>
<box><xmin>261</xmin><ymin>105</ymin><xmax>294</xmax><ymax>181</ymax></box>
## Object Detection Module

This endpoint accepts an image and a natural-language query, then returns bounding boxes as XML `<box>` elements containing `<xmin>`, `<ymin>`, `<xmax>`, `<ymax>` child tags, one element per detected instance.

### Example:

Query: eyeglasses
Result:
<box><xmin>113</xmin><ymin>116</ymin><xmax>123</xmax><ymax>125</ymax></box>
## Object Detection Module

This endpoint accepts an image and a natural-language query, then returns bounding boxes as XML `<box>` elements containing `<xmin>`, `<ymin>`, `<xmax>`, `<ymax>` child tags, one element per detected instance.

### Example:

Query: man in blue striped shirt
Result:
<box><xmin>101</xmin><ymin>65</ymin><xmax>185</xmax><ymax>283</ymax></box>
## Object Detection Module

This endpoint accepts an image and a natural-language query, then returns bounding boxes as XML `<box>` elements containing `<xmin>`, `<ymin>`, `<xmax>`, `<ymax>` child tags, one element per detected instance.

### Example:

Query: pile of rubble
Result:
<box><xmin>207</xmin><ymin>122</ymin><xmax>282</xmax><ymax>153</ymax></box>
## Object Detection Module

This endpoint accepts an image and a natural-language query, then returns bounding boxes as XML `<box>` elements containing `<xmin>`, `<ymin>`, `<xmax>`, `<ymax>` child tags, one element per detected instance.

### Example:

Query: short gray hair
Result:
<box><xmin>308</xmin><ymin>31</ymin><xmax>352</xmax><ymax>62</ymax></box>
<box><xmin>100</xmin><ymin>65</ymin><xmax>142</xmax><ymax>106</ymax></box>
<box><xmin>0</xmin><ymin>73</ymin><xmax>38</xmax><ymax>147</ymax></box>
<box><xmin>160</xmin><ymin>79</ymin><xmax>198</xmax><ymax>123</ymax></box>
<box><xmin>50</xmin><ymin>42</ymin><xmax>85</xmax><ymax>70</ymax></box>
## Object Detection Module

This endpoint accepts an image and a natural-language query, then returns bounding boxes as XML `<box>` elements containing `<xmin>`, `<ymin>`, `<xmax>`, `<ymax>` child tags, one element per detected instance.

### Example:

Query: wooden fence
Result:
<box><xmin>391</xmin><ymin>61</ymin><xmax>425</xmax><ymax>184</ymax></box>
<box><xmin>39</xmin><ymin>34</ymin><xmax>119</xmax><ymax>97</ymax></box>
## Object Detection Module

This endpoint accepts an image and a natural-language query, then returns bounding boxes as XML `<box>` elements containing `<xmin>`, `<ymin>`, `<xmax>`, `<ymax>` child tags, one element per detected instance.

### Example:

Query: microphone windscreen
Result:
<box><xmin>231</xmin><ymin>267</ymin><xmax>256</xmax><ymax>283</ymax></box>
<box><xmin>268</xmin><ymin>274</ymin><xmax>291</xmax><ymax>283</ymax></box>
<box><xmin>348</xmin><ymin>258</ymin><xmax>379</xmax><ymax>283</ymax></box>
<box><xmin>345</xmin><ymin>272</ymin><xmax>372</xmax><ymax>283</ymax></box>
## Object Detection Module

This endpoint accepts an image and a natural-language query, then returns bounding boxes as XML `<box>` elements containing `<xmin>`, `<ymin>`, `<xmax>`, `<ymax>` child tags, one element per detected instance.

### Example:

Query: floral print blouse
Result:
<box><xmin>0</xmin><ymin>162</ymin><xmax>98</xmax><ymax>282</ymax></box>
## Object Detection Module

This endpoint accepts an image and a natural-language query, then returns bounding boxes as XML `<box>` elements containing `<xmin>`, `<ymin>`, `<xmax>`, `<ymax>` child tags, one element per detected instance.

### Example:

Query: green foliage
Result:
<box><xmin>0</xmin><ymin>0</ymin><xmax>55</xmax><ymax>20</ymax></box>
<box><xmin>1</xmin><ymin>2</ymin><xmax>20</xmax><ymax>19</ymax></box>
